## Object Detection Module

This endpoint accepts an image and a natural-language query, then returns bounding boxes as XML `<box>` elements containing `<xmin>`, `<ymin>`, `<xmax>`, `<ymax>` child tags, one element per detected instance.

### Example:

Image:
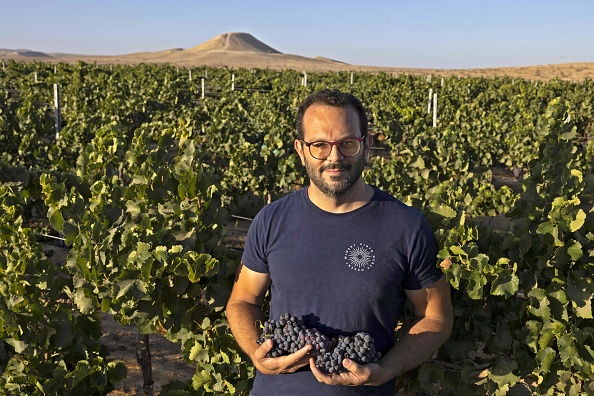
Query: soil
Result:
<box><xmin>100</xmin><ymin>313</ymin><xmax>195</xmax><ymax>396</ymax></box>
<box><xmin>40</xmin><ymin>219</ymin><xmax>253</xmax><ymax>396</ymax></box>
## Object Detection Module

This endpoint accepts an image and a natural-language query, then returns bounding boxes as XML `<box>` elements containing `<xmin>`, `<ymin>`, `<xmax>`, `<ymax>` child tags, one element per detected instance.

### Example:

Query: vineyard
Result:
<box><xmin>1</xmin><ymin>60</ymin><xmax>593</xmax><ymax>395</ymax></box>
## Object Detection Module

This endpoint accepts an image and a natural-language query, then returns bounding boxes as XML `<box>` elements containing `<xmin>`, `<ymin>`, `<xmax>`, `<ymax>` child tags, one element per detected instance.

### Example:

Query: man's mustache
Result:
<box><xmin>319</xmin><ymin>163</ymin><xmax>352</xmax><ymax>172</ymax></box>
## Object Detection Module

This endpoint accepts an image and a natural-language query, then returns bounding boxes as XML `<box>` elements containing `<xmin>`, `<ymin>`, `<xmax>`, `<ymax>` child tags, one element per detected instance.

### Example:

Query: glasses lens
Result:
<box><xmin>309</xmin><ymin>142</ymin><xmax>330</xmax><ymax>159</ymax></box>
<box><xmin>339</xmin><ymin>138</ymin><xmax>361</xmax><ymax>157</ymax></box>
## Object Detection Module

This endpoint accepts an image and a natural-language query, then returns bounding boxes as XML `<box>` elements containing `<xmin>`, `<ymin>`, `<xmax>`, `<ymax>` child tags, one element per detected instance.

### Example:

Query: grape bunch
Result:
<box><xmin>315</xmin><ymin>332</ymin><xmax>382</xmax><ymax>374</ymax></box>
<box><xmin>256</xmin><ymin>313</ymin><xmax>333</xmax><ymax>358</ymax></box>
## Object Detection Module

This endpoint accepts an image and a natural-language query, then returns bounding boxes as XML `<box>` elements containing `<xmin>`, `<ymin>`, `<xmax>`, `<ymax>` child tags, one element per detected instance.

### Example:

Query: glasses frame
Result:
<box><xmin>299</xmin><ymin>136</ymin><xmax>365</xmax><ymax>160</ymax></box>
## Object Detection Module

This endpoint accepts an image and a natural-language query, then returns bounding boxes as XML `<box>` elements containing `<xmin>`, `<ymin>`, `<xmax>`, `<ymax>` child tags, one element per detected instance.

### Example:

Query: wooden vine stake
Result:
<box><xmin>54</xmin><ymin>84</ymin><xmax>61</xmax><ymax>140</ymax></box>
<box><xmin>231</xmin><ymin>74</ymin><xmax>235</xmax><ymax>91</ymax></box>
<box><xmin>432</xmin><ymin>93</ymin><xmax>438</xmax><ymax>127</ymax></box>
<box><xmin>428</xmin><ymin>88</ymin><xmax>433</xmax><ymax>114</ymax></box>
<box><xmin>350</xmin><ymin>72</ymin><xmax>354</xmax><ymax>86</ymax></box>
<box><xmin>201</xmin><ymin>78</ymin><xmax>205</xmax><ymax>99</ymax></box>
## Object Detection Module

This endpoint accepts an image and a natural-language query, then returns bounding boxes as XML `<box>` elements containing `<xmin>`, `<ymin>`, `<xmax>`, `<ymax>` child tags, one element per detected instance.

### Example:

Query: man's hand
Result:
<box><xmin>253</xmin><ymin>339</ymin><xmax>313</xmax><ymax>375</ymax></box>
<box><xmin>309</xmin><ymin>357</ymin><xmax>387</xmax><ymax>386</ymax></box>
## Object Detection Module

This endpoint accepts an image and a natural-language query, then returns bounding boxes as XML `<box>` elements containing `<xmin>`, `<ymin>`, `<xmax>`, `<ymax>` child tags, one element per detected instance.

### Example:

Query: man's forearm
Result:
<box><xmin>226</xmin><ymin>300</ymin><xmax>266</xmax><ymax>361</ymax></box>
<box><xmin>377</xmin><ymin>315</ymin><xmax>453</xmax><ymax>383</ymax></box>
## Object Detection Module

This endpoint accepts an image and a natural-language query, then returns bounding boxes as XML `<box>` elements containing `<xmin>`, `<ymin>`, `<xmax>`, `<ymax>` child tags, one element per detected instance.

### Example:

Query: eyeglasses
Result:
<box><xmin>299</xmin><ymin>136</ymin><xmax>365</xmax><ymax>160</ymax></box>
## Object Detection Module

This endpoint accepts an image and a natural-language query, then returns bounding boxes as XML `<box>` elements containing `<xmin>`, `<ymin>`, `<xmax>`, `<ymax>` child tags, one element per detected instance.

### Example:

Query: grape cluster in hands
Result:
<box><xmin>256</xmin><ymin>313</ymin><xmax>332</xmax><ymax>357</ymax></box>
<box><xmin>315</xmin><ymin>332</ymin><xmax>381</xmax><ymax>374</ymax></box>
<box><xmin>256</xmin><ymin>313</ymin><xmax>381</xmax><ymax>374</ymax></box>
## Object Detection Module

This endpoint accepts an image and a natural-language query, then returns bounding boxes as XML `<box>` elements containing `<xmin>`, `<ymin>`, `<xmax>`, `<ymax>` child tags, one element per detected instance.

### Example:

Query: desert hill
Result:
<box><xmin>187</xmin><ymin>32</ymin><xmax>280</xmax><ymax>53</ymax></box>
<box><xmin>0</xmin><ymin>49</ymin><xmax>51</xmax><ymax>58</ymax></box>
<box><xmin>1</xmin><ymin>32</ymin><xmax>594</xmax><ymax>81</ymax></box>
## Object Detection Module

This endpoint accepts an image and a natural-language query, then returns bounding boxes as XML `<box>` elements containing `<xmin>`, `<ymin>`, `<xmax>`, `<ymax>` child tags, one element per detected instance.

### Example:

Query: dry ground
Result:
<box><xmin>41</xmin><ymin>219</ymin><xmax>252</xmax><ymax>396</ymax></box>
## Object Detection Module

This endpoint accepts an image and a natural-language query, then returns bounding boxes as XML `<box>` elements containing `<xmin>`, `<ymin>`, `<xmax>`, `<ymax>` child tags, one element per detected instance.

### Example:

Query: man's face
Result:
<box><xmin>295</xmin><ymin>104</ymin><xmax>369</xmax><ymax>199</ymax></box>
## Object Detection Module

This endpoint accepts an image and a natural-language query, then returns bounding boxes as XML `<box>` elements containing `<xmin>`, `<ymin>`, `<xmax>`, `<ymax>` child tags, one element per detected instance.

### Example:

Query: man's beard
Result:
<box><xmin>304</xmin><ymin>155</ymin><xmax>366</xmax><ymax>199</ymax></box>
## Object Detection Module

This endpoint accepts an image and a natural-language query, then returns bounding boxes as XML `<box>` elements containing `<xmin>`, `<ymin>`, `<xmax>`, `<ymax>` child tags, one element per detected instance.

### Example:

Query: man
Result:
<box><xmin>226</xmin><ymin>89</ymin><xmax>453</xmax><ymax>395</ymax></box>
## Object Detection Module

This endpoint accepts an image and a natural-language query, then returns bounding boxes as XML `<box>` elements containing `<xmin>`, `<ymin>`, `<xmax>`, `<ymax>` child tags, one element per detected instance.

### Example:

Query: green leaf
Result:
<box><xmin>449</xmin><ymin>246</ymin><xmax>467</xmax><ymax>256</ymax></box>
<box><xmin>528</xmin><ymin>288</ymin><xmax>551</xmax><ymax>320</ymax></box>
<box><xmin>126</xmin><ymin>200</ymin><xmax>141</xmax><ymax>217</ymax></box>
<box><xmin>410</xmin><ymin>156</ymin><xmax>425</xmax><ymax>169</ymax></box>
<box><xmin>566</xmin><ymin>240</ymin><xmax>583</xmax><ymax>261</ymax></box>
<box><xmin>566</xmin><ymin>271</ymin><xmax>594</xmax><ymax>319</ymax></box>
<box><xmin>68</xmin><ymin>360</ymin><xmax>91</xmax><ymax>389</ymax></box>
<box><xmin>115</xmin><ymin>279</ymin><xmax>137</xmax><ymax>300</ymax></box>
<box><xmin>432</xmin><ymin>205</ymin><xmax>457</xmax><ymax>219</ymax></box>
<box><xmin>74</xmin><ymin>287</ymin><xmax>95</xmax><ymax>315</ymax></box>
<box><xmin>558</xmin><ymin>334</ymin><xmax>581</xmax><ymax>368</ymax></box>
<box><xmin>192</xmin><ymin>370</ymin><xmax>211</xmax><ymax>388</ymax></box>
<box><xmin>107</xmin><ymin>361</ymin><xmax>127</xmax><ymax>383</ymax></box>
<box><xmin>560</xmin><ymin>128</ymin><xmax>577</xmax><ymax>140</ymax></box>
<box><xmin>467</xmin><ymin>271</ymin><xmax>485</xmax><ymax>300</ymax></box>
<box><xmin>536</xmin><ymin>221</ymin><xmax>555</xmax><ymax>236</ymax></box>
<box><xmin>490</xmin><ymin>269</ymin><xmax>519</xmax><ymax>298</ymax></box>
<box><xmin>488</xmin><ymin>356</ymin><xmax>520</xmax><ymax>389</ymax></box>
<box><xmin>153</xmin><ymin>246</ymin><xmax>169</xmax><ymax>263</ymax></box>
<box><xmin>189</xmin><ymin>342</ymin><xmax>208</xmax><ymax>362</ymax></box>
<box><xmin>524</xmin><ymin>320</ymin><xmax>542</xmax><ymax>353</ymax></box>
<box><xmin>48</xmin><ymin>209</ymin><xmax>65</xmax><ymax>231</ymax></box>
<box><xmin>4</xmin><ymin>338</ymin><xmax>27</xmax><ymax>353</ymax></box>
<box><xmin>535</xmin><ymin>347</ymin><xmax>556</xmax><ymax>374</ymax></box>
<box><xmin>569</xmin><ymin>209</ymin><xmax>586</xmax><ymax>232</ymax></box>
<box><xmin>418</xmin><ymin>362</ymin><xmax>445</xmax><ymax>391</ymax></box>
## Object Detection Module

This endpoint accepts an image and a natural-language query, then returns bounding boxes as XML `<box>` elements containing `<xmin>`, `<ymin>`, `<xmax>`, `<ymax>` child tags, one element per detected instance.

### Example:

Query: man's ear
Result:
<box><xmin>294</xmin><ymin>139</ymin><xmax>306</xmax><ymax>166</ymax></box>
<box><xmin>363</xmin><ymin>134</ymin><xmax>373</xmax><ymax>160</ymax></box>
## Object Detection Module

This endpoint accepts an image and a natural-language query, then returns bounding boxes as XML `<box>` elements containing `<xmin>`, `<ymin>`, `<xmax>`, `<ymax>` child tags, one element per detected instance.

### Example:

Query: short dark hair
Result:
<box><xmin>296</xmin><ymin>89</ymin><xmax>368</xmax><ymax>140</ymax></box>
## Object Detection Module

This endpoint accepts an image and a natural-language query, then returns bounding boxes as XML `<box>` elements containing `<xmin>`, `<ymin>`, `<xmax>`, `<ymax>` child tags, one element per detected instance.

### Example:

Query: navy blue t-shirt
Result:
<box><xmin>242</xmin><ymin>186</ymin><xmax>442</xmax><ymax>396</ymax></box>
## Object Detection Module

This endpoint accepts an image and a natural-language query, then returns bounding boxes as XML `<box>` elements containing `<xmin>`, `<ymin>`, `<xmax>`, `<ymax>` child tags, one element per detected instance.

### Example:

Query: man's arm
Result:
<box><xmin>226</xmin><ymin>262</ymin><xmax>270</xmax><ymax>360</ymax></box>
<box><xmin>226</xmin><ymin>262</ymin><xmax>313</xmax><ymax>375</ymax></box>
<box><xmin>310</xmin><ymin>275</ymin><xmax>453</xmax><ymax>385</ymax></box>
<box><xmin>379</xmin><ymin>275</ymin><xmax>453</xmax><ymax>379</ymax></box>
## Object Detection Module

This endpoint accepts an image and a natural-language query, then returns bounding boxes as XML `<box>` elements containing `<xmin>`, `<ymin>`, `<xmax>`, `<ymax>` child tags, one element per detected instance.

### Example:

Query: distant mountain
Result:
<box><xmin>187</xmin><ymin>32</ymin><xmax>281</xmax><ymax>53</ymax></box>
<box><xmin>0</xmin><ymin>48</ymin><xmax>51</xmax><ymax>58</ymax></box>
<box><xmin>110</xmin><ymin>32</ymin><xmax>348</xmax><ymax>71</ymax></box>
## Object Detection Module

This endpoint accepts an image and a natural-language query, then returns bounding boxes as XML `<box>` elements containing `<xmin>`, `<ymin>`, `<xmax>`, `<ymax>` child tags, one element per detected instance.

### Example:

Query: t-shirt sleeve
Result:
<box><xmin>403</xmin><ymin>215</ymin><xmax>443</xmax><ymax>290</ymax></box>
<box><xmin>241</xmin><ymin>209</ymin><xmax>270</xmax><ymax>274</ymax></box>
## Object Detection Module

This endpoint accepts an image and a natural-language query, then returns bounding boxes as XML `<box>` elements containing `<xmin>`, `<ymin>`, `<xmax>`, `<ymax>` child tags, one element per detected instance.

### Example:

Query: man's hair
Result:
<box><xmin>296</xmin><ymin>89</ymin><xmax>368</xmax><ymax>140</ymax></box>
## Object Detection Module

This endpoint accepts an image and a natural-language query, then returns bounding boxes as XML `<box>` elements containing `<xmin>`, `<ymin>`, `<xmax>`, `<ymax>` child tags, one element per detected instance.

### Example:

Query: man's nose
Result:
<box><xmin>325</xmin><ymin>143</ymin><xmax>344</xmax><ymax>161</ymax></box>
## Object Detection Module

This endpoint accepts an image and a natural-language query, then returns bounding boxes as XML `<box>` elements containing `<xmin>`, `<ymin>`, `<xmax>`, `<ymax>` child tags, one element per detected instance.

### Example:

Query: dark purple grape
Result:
<box><xmin>256</xmin><ymin>312</ymin><xmax>332</xmax><ymax>359</ymax></box>
<box><xmin>314</xmin><ymin>331</ymin><xmax>381</xmax><ymax>374</ymax></box>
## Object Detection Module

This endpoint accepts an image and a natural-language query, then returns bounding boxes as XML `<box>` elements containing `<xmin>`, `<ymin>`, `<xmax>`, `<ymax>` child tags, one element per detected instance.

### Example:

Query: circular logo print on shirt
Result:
<box><xmin>344</xmin><ymin>243</ymin><xmax>376</xmax><ymax>271</ymax></box>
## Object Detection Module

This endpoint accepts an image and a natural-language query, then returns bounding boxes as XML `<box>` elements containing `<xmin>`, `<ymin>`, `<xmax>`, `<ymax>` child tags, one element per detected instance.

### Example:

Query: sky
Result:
<box><xmin>2</xmin><ymin>0</ymin><xmax>593</xmax><ymax>69</ymax></box>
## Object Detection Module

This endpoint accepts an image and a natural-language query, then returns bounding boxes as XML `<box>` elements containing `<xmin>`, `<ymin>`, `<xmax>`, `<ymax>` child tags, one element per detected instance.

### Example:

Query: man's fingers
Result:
<box><xmin>253</xmin><ymin>338</ymin><xmax>273</xmax><ymax>360</ymax></box>
<box><xmin>283</xmin><ymin>344</ymin><xmax>312</xmax><ymax>367</ymax></box>
<box><xmin>294</xmin><ymin>344</ymin><xmax>313</xmax><ymax>359</ymax></box>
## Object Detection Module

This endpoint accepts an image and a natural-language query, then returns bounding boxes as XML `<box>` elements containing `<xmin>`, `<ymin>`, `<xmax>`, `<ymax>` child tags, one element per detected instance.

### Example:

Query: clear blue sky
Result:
<box><xmin>2</xmin><ymin>0</ymin><xmax>593</xmax><ymax>69</ymax></box>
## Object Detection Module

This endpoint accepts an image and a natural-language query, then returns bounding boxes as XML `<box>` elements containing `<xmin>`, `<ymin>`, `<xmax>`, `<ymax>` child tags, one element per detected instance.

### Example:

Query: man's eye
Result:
<box><xmin>311</xmin><ymin>142</ymin><xmax>327</xmax><ymax>149</ymax></box>
<box><xmin>341</xmin><ymin>140</ymin><xmax>355</xmax><ymax>147</ymax></box>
